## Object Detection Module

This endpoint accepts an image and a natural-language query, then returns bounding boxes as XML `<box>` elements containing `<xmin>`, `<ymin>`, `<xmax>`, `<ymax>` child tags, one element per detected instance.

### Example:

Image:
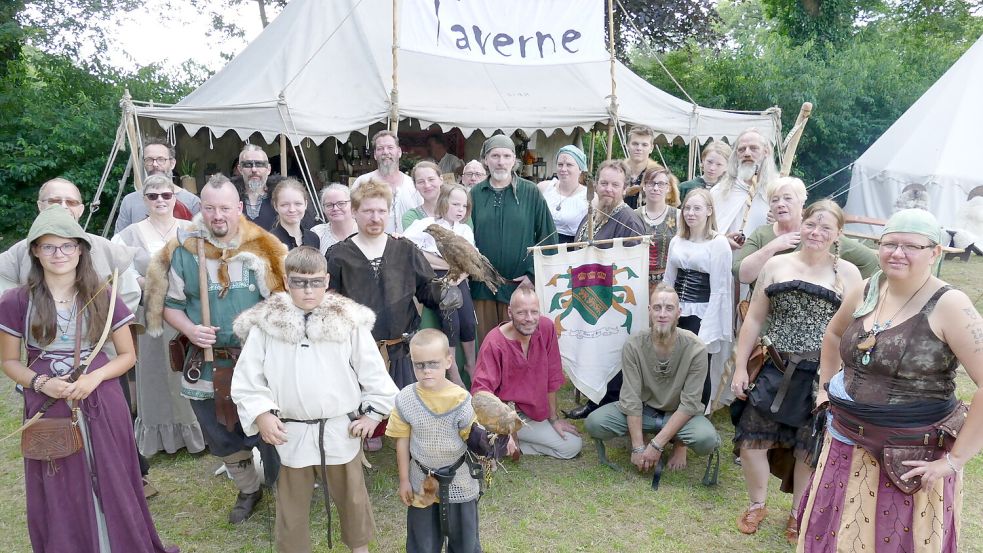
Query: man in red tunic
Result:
<box><xmin>470</xmin><ymin>286</ymin><xmax>582</xmax><ymax>459</ymax></box>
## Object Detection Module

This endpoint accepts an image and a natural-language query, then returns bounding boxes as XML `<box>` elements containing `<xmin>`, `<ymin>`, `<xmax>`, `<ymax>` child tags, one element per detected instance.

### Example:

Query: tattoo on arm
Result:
<box><xmin>963</xmin><ymin>308</ymin><xmax>980</xmax><ymax>321</ymax></box>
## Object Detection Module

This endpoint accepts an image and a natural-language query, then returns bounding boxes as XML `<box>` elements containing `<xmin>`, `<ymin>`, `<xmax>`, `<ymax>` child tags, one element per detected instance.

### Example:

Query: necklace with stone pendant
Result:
<box><xmin>857</xmin><ymin>276</ymin><xmax>931</xmax><ymax>365</ymax></box>
<box><xmin>56</xmin><ymin>301</ymin><xmax>79</xmax><ymax>342</ymax></box>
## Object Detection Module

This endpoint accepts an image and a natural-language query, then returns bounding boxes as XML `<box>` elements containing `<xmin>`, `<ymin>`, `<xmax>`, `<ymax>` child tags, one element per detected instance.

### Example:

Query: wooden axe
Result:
<box><xmin>177</xmin><ymin>227</ymin><xmax>214</xmax><ymax>363</ymax></box>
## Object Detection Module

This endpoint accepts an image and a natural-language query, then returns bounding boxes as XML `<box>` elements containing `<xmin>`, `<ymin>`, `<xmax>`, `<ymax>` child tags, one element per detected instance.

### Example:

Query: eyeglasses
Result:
<box><xmin>144</xmin><ymin>192</ymin><xmax>174</xmax><ymax>201</ymax></box>
<box><xmin>323</xmin><ymin>200</ymin><xmax>350</xmax><ymax>210</ymax></box>
<box><xmin>463</xmin><ymin>172</ymin><xmax>486</xmax><ymax>179</ymax></box>
<box><xmin>40</xmin><ymin>197</ymin><xmax>83</xmax><ymax>208</ymax></box>
<box><xmin>144</xmin><ymin>156</ymin><xmax>172</xmax><ymax>166</ymax></box>
<box><xmin>36</xmin><ymin>242</ymin><xmax>79</xmax><ymax>257</ymax></box>
<box><xmin>240</xmin><ymin>160</ymin><xmax>270</xmax><ymax>169</ymax></box>
<box><xmin>643</xmin><ymin>181</ymin><xmax>670</xmax><ymax>189</ymax></box>
<box><xmin>411</xmin><ymin>361</ymin><xmax>444</xmax><ymax>371</ymax></box>
<box><xmin>877</xmin><ymin>242</ymin><xmax>934</xmax><ymax>254</ymax></box>
<box><xmin>287</xmin><ymin>277</ymin><xmax>327</xmax><ymax>290</ymax></box>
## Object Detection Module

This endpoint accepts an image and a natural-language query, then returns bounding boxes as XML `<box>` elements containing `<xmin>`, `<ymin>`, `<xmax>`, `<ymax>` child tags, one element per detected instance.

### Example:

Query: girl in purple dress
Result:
<box><xmin>0</xmin><ymin>206</ymin><xmax>176</xmax><ymax>553</ymax></box>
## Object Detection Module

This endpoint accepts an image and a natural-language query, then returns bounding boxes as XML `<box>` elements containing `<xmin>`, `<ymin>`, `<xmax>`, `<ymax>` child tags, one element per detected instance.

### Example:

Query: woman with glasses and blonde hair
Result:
<box><xmin>796</xmin><ymin>208</ymin><xmax>983</xmax><ymax>552</ymax></box>
<box><xmin>311</xmin><ymin>183</ymin><xmax>357</xmax><ymax>256</ymax></box>
<box><xmin>729</xmin><ymin>199</ymin><xmax>861</xmax><ymax>544</ymax></box>
<box><xmin>1</xmin><ymin>206</ymin><xmax>176</xmax><ymax>553</ymax></box>
<box><xmin>636</xmin><ymin>161</ymin><xmax>680</xmax><ymax>289</ymax></box>
<box><xmin>269</xmin><ymin>178</ymin><xmax>320</xmax><ymax>251</ymax></box>
<box><xmin>112</xmin><ymin>175</ymin><xmax>205</xmax><ymax>459</ymax></box>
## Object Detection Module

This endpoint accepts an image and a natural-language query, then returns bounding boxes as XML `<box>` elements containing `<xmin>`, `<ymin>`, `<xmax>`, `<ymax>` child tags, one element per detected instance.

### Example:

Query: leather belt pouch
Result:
<box><xmin>22</xmin><ymin>408</ymin><xmax>82</xmax><ymax>461</ymax></box>
<box><xmin>212</xmin><ymin>365</ymin><xmax>240</xmax><ymax>432</ymax></box>
<box><xmin>881</xmin><ymin>402</ymin><xmax>967</xmax><ymax>495</ymax></box>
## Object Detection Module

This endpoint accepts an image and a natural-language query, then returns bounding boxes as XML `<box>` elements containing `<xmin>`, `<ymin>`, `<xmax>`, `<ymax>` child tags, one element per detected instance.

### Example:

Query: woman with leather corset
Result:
<box><xmin>729</xmin><ymin>200</ymin><xmax>862</xmax><ymax>544</ymax></box>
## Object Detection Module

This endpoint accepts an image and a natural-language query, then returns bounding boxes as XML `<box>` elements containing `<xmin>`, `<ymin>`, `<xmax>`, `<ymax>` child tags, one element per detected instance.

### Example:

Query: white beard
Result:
<box><xmin>490</xmin><ymin>169</ymin><xmax>511</xmax><ymax>182</ymax></box>
<box><xmin>737</xmin><ymin>162</ymin><xmax>759</xmax><ymax>182</ymax></box>
<box><xmin>377</xmin><ymin>158</ymin><xmax>398</xmax><ymax>176</ymax></box>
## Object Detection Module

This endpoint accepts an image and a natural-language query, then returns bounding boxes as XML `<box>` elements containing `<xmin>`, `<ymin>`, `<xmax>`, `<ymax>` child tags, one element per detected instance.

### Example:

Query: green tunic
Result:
<box><xmin>732</xmin><ymin>223</ymin><xmax>880</xmax><ymax>282</ymax></box>
<box><xmin>470</xmin><ymin>176</ymin><xmax>557</xmax><ymax>303</ymax></box>
<box><xmin>164</xmin><ymin>247</ymin><xmax>263</xmax><ymax>399</ymax></box>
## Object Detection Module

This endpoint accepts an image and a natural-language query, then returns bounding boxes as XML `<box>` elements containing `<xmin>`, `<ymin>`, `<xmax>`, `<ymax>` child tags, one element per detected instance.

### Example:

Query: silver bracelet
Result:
<box><xmin>945</xmin><ymin>453</ymin><xmax>963</xmax><ymax>475</ymax></box>
<box><xmin>649</xmin><ymin>438</ymin><xmax>664</xmax><ymax>452</ymax></box>
<box><xmin>630</xmin><ymin>445</ymin><xmax>646</xmax><ymax>455</ymax></box>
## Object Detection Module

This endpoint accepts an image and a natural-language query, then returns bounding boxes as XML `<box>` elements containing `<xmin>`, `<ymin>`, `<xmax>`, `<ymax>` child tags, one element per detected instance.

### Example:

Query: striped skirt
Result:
<box><xmin>796</xmin><ymin>435</ymin><xmax>962</xmax><ymax>552</ymax></box>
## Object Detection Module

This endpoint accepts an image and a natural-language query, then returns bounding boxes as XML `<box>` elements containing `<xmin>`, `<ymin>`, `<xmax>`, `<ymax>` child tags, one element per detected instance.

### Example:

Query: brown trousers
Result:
<box><xmin>275</xmin><ymin>456</ymin><xmax>375</xmax><ymax>552</ymax></box>
<box><xmin>474</xmin><ymin>299</ymin><xmax>510</xmax><ymax>347</ymax></box>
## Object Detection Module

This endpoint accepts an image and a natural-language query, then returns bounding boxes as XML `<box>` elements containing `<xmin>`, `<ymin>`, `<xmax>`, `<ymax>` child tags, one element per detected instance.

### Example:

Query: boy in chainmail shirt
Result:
<box><xmin>386</xmin><ymin>329</ymin><xmax>482</xmax><ymax>552</ymax></box>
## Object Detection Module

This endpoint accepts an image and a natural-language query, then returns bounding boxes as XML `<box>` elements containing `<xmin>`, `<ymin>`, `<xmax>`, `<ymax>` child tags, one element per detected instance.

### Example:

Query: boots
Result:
<box><xmin>228</xmin><ymin>489</ymin><xmax>263</xmax><ymax>524</ymax></box>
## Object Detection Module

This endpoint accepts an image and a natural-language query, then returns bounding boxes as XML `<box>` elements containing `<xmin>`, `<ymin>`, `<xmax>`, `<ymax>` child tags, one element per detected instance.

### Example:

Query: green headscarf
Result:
<box><xmin>27</xmin><ymin>205</ymin><xmax>91</xmax><ymax>247</ymax></box>
<box><xmin>852</xmin><ymin>208</ymin><xmax>944</xmax><ymax>317</ymax></box>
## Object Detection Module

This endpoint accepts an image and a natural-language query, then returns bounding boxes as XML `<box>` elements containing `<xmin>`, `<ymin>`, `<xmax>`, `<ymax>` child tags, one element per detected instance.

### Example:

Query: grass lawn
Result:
<box><xmin>0</xmin><ymin>256</ymin><xmax>980</xmax><ymax>552</ymax></box>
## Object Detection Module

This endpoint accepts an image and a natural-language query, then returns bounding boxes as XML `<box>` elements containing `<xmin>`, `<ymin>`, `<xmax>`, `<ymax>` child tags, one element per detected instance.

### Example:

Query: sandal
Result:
<box><xmin>737</xmin><ymin>504</ymin><xmax>768</xmax><ymax>534</ymax></box>
<box><xmin>785</xmin><ymin>514</ymin><xmax>799</xmax><ymax>544</ymax></box>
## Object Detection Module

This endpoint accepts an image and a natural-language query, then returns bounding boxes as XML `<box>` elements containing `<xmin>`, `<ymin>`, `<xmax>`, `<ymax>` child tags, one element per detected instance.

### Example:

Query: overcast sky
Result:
<box><xmin>110</xmin><ymin>0</ymin><xmax>273</xmax><ymax>72</ymax></box>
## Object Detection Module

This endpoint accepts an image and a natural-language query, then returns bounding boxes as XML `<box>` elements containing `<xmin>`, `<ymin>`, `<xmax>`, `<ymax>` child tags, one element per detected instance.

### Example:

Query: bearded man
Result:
<box><xmin>145</xmin><ymin>173</ymin><xmax>288</xmax><ymax>524</ymax></box>
<box><xmin>469</xmin><ymin>135</ymin><xmax>556</xmax><ymax>344</ymax></box>
<box><xmin>351</xmin><ymin>130</ymin><xmax>422</xmax><ymax>233</ymax></box>
<box><xmin>710</xmin><ymin>129</ymin><xmax>777</xmax><ymax>250</ymax></box>
<box><xmin>574</xmin><ymin>159</ymin><xmax>647</xmax><ymax>244</ymax></box>
<box><xmin>584</xmin><ymin>284</ymin><xmax>721</xmax><ymax>474</ymax></box>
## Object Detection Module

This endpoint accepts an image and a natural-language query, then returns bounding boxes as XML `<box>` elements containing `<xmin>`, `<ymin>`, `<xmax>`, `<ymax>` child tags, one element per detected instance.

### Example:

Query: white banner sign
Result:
<box><xmin>400</xmin><ymin>0</ymin><xmax>608</xmax><ymax>65</ymax></box>
<box><xmin>534</xmin><ymin>240</ymin><xmax>649</xmax><ymax>404</ymax></box>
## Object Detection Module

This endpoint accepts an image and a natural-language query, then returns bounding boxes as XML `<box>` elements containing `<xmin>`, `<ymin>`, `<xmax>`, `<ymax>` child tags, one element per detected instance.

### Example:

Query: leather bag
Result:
<box><xmin>21</xmin><ymin>406</ymin><xmax>82</xmax><ymax>461</ymax></box>
<box><xmin>882</xmin><ymin>402</ymin><xmax>968</xmax><ymax>495</ymax></box>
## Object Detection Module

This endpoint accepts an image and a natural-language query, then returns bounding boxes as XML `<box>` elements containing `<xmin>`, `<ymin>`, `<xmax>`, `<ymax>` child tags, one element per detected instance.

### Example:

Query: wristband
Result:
<box><xmin>631</xmin><ymin>445</ymin><xmax>646</xmax><ymax>455</ymax></box>
<box><xmin>649</xmin><ymin>438</ymin><xmax>664</xmax><ymax>452</ymax></box>
<box><xmin>29</xmin><ymin>374</ymin><xmax>41</xmax><ymax>392</ymax></box>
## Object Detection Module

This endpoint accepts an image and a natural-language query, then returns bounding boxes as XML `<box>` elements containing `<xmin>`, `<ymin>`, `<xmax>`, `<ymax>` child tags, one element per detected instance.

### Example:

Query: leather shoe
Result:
<box><xmin>736</xmin><ymin>504</ymin><xmax>768</xmax><ymax>534</ymax></box>
<box><xmin>564</xmin><ymin>402</ymin><xmax>597</xmax><ymax>420</ymax></box>
<box><xmin>785</xmin><ymin>514</ymin><xmax>799</xmax><ymax>544</ymax></box>
<box><xmin>228</xmin><ymin>489</ymin><xmax>263</xmax><ymax>524</ymax></box>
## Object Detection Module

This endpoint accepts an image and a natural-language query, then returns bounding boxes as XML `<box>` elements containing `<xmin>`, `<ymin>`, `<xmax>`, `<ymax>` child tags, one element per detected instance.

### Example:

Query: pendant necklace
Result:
<box><xmin>52</xmin><ymin>290</ymin><xmax>78</xmax><ymax>306</ymax></box>
<box><xmin>56</xmin><ymin>300</ymin><xmax>79</xmax><ymax>342</ymax></box>
<box><xmin>554</xmin><ymin>182</ymin><xmax>577</xmax><ymax>212</ymax></box>
<box><xmin>149</xmin><ymin>218</ymin><xmax>177</xmax><ymax>242</ymax></box>
<box><xmin>642</xmin><ymin>204</ymin><xmax>669</xmax><ymax>226</ymax></box>
<box><xmin>857</xmin><ymin>276</ymin><xmax>931</xmax><ymax>365</ymax></box>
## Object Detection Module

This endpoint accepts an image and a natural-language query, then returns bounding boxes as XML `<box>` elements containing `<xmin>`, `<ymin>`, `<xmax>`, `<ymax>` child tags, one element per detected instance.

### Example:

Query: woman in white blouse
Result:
<box><xmin>311</xmin><ymin>183</ymin><xmax>357</xmax><ymax>256</ymax></box>
<box><xmin>664</xmin><ymin>188</ymin><xmax>734</xmax><ymax>412</ymax></box>
<box><xmin>537</xmin><ymin>145</ymin><xmax>589</xmax><ymax>243</ymax></box>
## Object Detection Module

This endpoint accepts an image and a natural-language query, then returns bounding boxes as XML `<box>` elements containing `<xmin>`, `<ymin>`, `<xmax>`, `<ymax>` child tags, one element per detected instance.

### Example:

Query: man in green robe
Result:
<box><xmin>469</xmin><ymin>135</ymin><xmax>557</xmax><ymax>344</ymax></box>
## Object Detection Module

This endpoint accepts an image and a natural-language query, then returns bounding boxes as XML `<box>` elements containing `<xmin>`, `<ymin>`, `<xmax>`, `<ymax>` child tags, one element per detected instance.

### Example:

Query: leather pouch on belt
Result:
<box><xmin>212</xmin><ymin>365</ymin><xmax>240</xmax><ymax>432</ymax></box>
<box><xmin>883</xmin><ymin>445</ymin><xmax>936</xmax><ymax>494</ymax></box>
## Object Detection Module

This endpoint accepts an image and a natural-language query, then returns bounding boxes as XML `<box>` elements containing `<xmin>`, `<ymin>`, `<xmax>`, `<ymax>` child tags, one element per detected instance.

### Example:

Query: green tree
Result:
<box><xmin>635</xmin><ymin>0</ymin><xmax>982</xmax><ymax>202</ymax></box>
<box><xmin>0</xmin><ymin>49</ymin><xmax>199</xmax><ymax>248</ymax></box>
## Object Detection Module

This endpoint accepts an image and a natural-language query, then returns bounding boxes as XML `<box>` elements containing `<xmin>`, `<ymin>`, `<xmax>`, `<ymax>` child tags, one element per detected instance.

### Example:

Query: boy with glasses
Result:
<box><xmin>231</xmin><ymin>246</ymin><xmax>397</xmax><ymax>552</ymax></box>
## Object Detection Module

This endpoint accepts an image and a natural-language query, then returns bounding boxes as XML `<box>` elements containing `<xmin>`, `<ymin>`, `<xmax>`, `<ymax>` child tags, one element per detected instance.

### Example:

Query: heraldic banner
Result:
<box><xmin>534</xmin><ymin>239</ymin><xmax>649</xmax><ymax>404</ymax></box>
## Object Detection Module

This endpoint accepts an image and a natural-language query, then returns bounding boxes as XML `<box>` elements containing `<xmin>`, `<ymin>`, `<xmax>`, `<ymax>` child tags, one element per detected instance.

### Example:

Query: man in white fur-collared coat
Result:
<box><xmin>231</xmin><ymin>246</ymin><xmax>397</xmax><ymax>553</ymax></box>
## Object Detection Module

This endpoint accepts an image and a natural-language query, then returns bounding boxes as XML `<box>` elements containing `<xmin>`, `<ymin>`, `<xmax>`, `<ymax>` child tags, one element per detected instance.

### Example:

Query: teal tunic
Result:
<box><xmin>470</xmin><ymin>176</ymin><xmax>556</xmax><ymax>303</ymax></box>
<box><xmin>163</xmin><ymin>246</ymin><xmax>263</xmax><ymax>399</ymax></box>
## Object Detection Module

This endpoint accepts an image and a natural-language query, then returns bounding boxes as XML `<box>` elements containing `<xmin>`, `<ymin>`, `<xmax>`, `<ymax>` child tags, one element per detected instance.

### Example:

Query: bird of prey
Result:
<box><xmin>423</xmin><ymin>224</ymin><xmax>506</xmax><ymax>294</ymax></box>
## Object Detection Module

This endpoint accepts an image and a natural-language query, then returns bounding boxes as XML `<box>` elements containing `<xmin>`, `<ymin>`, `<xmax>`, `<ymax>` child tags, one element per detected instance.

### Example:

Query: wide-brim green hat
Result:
<box><xmin>27</xmin><ymin>205</ymin><xmax>91</xmax><ymax>248</ymax></box>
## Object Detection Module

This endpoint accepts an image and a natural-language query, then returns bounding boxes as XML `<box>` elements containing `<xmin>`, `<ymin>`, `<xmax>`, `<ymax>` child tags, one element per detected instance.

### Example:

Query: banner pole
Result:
<box><xmin>389</xmin><ymin>0</ymin><xmax>400</xmax><ymax>133</ymax></box>
<box><xmin>605</xmin><ymin>0</ymin><xmax>617</xmax><ymax>161</ymax></box>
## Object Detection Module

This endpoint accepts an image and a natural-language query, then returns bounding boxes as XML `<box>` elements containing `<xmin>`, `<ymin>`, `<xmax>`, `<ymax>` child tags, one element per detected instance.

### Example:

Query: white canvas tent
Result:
<box><xmin>132</xmin><ymin>0</ymin><xmax>779</xmax><ymax>149</ymax></box>
<box><xmin>845</xmin><ymin>34</ymin><xmax>983</xmax><ymax>233</ymax></box>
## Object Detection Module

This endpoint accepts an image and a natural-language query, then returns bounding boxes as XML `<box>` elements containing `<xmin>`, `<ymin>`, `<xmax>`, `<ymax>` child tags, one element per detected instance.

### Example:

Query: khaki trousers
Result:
<box><xmin>474</xmin><ymin>299</ymin><xmax>510</xmax><ymax>347</ymax></box>
<box><xmin>275</xmin><ymin>456</ymin><xmax>375</xmax><ymax>552</ymax></box>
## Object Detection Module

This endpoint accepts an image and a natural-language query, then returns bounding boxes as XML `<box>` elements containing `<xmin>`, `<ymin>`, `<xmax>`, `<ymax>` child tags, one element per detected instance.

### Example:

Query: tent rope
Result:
<box><xmin>615</xmin><ymin>0</ymin><xmax>698</xmax><ymax>106</ymax></box>
<box><xmin>276</xmin><ymin>97</ymin><xmax>325</xmax><ymax>222</ymax></box>
<box><xmin>83</xmin><ymin>119</ymin><xmax>126</xmax><ymax>232</ymax></box>
<box><xmin>807</xmin><ymin>163</ymin><xmax>854</xmax><ymax>191</ymax></box>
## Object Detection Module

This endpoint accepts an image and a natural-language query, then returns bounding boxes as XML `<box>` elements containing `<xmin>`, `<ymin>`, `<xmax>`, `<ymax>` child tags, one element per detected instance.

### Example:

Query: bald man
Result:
<box><xmin>470</xmin><ymin>286</ymin><xmax>582</xmax><ymax>460</ymax></box>
<box><xmin>0</xmin><ymin>178</ymin><xmax>140</xmax><ymax>310</ymax></box>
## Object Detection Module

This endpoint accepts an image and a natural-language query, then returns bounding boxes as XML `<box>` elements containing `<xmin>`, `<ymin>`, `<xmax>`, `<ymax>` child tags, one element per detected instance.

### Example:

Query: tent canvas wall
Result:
<box><xmin>845</xmin><ymin>34</ymin><xmax>983</xmax><ymax>234</ymax></box>
<box><xmin>132</xmin><ymin>0</ymin><xmax>779</xmax><ymax>161</ymax></box>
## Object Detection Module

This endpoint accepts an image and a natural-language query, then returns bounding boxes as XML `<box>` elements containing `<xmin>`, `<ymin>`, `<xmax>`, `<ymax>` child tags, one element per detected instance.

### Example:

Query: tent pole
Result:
<box><xmin>604</xmin><ymin>0</ymin><xmax>617</xmax><ymax>162</ymax></box>
<box><xmin>389</xmin><ymin>0</ymin><xmax>400</xmax><ymax>133</ymax></box>
<box><xmin>779</xmin><ymin>102</ymin><xmax>813</xmax><ymax>177</ymax></box>
<box><xmin>122</xmin><ymin>89</ymin><xmax>144</xmax><ymax>192</ymax></box>
<box><xmin>280</xmin><ymin>134</ymin><xmax>288</xmax><ymax>175</ymax></box>
<box><xmin>688</xmin><ymin>138</ymin><xmax>698</xmax><ymax>180</ymax></box>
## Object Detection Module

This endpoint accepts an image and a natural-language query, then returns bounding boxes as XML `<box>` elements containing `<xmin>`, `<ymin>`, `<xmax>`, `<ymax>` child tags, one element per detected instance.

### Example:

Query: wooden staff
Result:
<box><xmin>197</xmin><ymin>237</ymin><xmax>214</xmax><ymax>364</ymax></box>
<box><xmin>779</xmin><ymin>102</ymin><xmax>813</xmax><ymax>177</ymax></box>
<box><xmin>528</xmin><ymin>235</ymin><xmax>650</xmax><ymax>253</ymax></box>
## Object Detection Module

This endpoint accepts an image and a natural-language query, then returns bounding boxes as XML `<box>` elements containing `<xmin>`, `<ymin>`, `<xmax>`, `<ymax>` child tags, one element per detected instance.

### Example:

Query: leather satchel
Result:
<box><xmin>212</xmin><ymin>365</ymin><xmax>240</xmax><ymax>432</ymax></box>
<box><xmin>21</xmin><ymin>406</ymin><xmax>82</xmax><ymax>461</ymax></box>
